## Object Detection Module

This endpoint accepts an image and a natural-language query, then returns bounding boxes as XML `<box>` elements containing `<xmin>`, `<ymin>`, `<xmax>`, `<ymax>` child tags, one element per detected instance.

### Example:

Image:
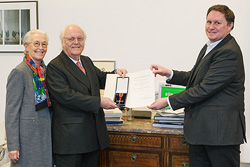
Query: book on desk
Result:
<box><xmin>104</xmin><ymin>108</ymin><xmax>124</xmax><ymax>125</ymax></box>
<box><xmin>153</xmin><ymin>109</ymin><xmax>184</xmax><ymax>129</ymax></box>
<box><xmin>152</xmin><ymin>121</ymin><xmax>183</xmax><ymax>129</ymax></box>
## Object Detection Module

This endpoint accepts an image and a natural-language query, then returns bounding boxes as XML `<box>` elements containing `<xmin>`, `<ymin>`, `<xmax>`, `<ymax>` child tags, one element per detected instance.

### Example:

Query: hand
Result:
<box><xmin>116</xmin><ymin>68</ymin><xmax>128</xmax><ymax>78</ymax></box>
<box><xmin>150</xmin><ymin>64</ymin><xmax>172</xmax><ymax>77</ymax></box>
<box><xmin>101</xmin><ymin>97</ymin><xmax>118</xmax><ymax>109</ymax></box>
<box><xmin>147</xmin><ymin>98</ymin><xmax>168</xmax><ymax>110</ymax></box>
<box><xmin>8</xmin><ymin>150</ymin><xmax>19</xmax><ymax>163</ymax></box>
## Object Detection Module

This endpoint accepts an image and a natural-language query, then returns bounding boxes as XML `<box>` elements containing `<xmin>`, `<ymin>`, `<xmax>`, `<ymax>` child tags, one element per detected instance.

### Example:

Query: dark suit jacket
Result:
<box><xmin>168</xmin><ymin>34</ymin><xmax>246</xmax><ymax>145</ymax></box>
<box><xmin>46</xmin><ymin>51</ymin><xmax>111</xmax><ymax>154</ymax></box>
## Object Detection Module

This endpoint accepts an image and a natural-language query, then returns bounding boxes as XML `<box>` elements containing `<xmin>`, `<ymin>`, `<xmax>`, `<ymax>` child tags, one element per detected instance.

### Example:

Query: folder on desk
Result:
<box><xmin>161</xmin><ymin>86</ymin><xmax>186</xmax><ymax>98</ymax></box>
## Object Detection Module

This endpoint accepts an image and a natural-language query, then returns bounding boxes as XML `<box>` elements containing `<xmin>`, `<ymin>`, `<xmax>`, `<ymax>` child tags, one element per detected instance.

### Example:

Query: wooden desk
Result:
<box><xmin>99</xmin><ymin>119</ymin><xmax>189</xmax><ymax>167</ymax></box>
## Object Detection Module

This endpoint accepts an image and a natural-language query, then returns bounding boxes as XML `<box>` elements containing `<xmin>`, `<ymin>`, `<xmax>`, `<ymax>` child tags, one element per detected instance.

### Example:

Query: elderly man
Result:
<box><xmin>46</xmin><ymin>24</ymin><xmax>127</xmax><ymax>167</ymax></box>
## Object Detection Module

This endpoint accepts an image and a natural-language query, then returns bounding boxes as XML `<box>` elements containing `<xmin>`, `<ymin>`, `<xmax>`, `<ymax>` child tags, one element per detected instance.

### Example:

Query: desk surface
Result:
<box><xmin>107</xmin><ymin>118</ymin><xmax>184</xmax><ymax>135</ymax></box>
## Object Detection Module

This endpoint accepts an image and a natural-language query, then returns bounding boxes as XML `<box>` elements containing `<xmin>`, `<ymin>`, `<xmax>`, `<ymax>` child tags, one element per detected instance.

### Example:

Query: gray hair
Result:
<box><xmin>59</xmin><ymin>25</ymin><xmax>87</xmax><ymax>47</ymax></box>
<box><xmin>23</xmin><ymin>29</ymin><xmax>48</xmax><ymax>45</ymax></box>
<box><xmin>23</xmin><ymin>29</ymin><xmax>49</xmax><ymax>55</ymax></box>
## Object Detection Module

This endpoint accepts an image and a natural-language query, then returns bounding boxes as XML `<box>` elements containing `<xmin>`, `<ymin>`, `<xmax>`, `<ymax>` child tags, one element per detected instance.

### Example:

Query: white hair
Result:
<box><xmin>59</xmin><ymin>24</ymin><xmax>87</xmax><ymax>47</ymax></box>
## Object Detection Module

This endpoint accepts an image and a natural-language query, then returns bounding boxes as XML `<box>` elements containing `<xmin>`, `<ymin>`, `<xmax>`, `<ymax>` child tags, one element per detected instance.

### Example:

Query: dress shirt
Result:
<box><xmin>68</xmin><ymin>56</ymin><xmax>82</xmax><ymax>66</ymax></box>
<box><xmin>204</xmin><ymin>39</ymin><xmax>223</xmax><ymax>57</ymax></box>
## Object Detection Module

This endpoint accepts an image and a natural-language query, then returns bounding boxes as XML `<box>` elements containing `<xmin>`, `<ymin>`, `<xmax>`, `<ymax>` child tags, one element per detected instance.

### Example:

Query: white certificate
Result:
<box><xmin>104</xmin><ymin>69</ymin><xmax>155</xmax><ymax>108</ymax></box>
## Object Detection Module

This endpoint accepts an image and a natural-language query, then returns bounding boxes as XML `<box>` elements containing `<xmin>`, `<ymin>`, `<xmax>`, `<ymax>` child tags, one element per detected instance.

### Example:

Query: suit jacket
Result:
<box><xmin>5</xmin><ymin>61</ymin><xmax>52</xmax><ymax>166</ymax></box>
<box><xmin>46</xmin><ymin>51</ymin><xmax>111</xmax><ymax>154</ymax></box>
<box><xmin>168</xmin><ymin>34</ymin><xmax>246</xmax><ymax>145</ymax></box>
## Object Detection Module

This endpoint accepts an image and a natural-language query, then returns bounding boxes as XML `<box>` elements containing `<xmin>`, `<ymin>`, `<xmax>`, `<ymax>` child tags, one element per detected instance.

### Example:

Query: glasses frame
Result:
<box><xmin>29</xmin><ymin>41</ymin><xmax>48</xmax><ymax>48</ymax></box>
<box><xmin>64</xmin><ymin>37</ymin><xmax>85</xmax><ymax>43</ymax></box>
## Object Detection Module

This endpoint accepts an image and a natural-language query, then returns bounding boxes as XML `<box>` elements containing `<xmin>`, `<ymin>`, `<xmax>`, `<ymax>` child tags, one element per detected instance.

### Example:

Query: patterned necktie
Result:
<box><xmin>76</xmin><ymin>61</ymin><xmax>86</xmax><ymax>75</ymax></box>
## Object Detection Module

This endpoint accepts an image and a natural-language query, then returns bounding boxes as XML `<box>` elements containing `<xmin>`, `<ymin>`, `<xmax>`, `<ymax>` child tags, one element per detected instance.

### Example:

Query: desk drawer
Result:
<box><xmin>168</xmin><ymin>136</ymin><xmax>189</xmax><ymax>150</ymax></box>
<box><xmin>170</xmin><ymin>154</ymin><xmax>189</xmax><ymax>167</ymax></box>
<box><xmin>109</xmin><ymin>150</ymin><xmax>161</xmax><ymax>167</ymax></box>
<box><xmin>109</xmin><ymin>133</ymin><xmax>163</xmax><ymax>148</ymax></box>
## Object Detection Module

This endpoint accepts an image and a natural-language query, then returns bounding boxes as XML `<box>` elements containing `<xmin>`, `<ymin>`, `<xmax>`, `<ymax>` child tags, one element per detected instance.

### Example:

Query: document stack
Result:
<box><xmin>152</xmin><ymin>108</ymin><xmax>184</xmax><ymax>129</ymax></box>
<box><xmin>104</xmin><ymin>108</ymin><xmax>123</xmax><ymax>125</ymax></box>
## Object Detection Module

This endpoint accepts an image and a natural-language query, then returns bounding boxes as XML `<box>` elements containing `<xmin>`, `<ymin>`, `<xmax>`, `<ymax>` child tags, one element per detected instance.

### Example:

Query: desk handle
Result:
<box><xmin>181</xmin><ymin>139</ymin><xmax>187</xmax><ymax>146</ymax></box>
<box><xmin>131</xmin><ymin>135</ymin><xmax>137</xmax><ymax>143</ymax></box>
<box><xmin>131</xmin><ymin>154</ymin><xmax>137</xmax><ymax>162</ymax></box>
<box><xmin>181</xmin><ymin>161</ymin><xmax>188</xmax><ymax>167</ymax></box>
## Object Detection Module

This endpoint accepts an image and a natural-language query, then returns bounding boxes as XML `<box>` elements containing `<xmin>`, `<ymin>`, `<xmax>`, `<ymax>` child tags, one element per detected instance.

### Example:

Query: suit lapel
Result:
<box><xmin>187</xmin><ymin>45</ymin><xmax>207</xmax><ymax>87</ymax></box>
<box><xmin>187</xmin><ymin>34</ymin><xmax>233</xmax><ymax>87</ymax></box>
<box><xmin>80</xmin><ymin>56</ymin><xmax>100</xmax><ymax>96</ymax></box>
<box><xmin>60</xmin><ymin>51</ymin><xmax>91</xmax><ymax>90</ymax></box>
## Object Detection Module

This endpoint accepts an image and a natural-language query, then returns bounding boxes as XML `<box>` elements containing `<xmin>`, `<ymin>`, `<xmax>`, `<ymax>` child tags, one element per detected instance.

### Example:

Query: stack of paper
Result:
<box><xmin>104</xmin><ymin>108</ymin><xmax>123</xmax><ymax>125</ymax></box>
<box><xmin>152</xmin><ymin>108</ymin><xmax>184</xmax><ymax>129</ymax></box>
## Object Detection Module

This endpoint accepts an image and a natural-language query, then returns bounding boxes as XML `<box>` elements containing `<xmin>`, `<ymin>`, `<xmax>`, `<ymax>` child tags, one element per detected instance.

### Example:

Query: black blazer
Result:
<box><xmin>168</xmin><ymin>34</ymin><xmax>246</xmax><ymax>145</ymax></box>
<box><xmin>46</xmin><ymin>51</ymin><xmax>111</xmax><ymax>154</ymax></box>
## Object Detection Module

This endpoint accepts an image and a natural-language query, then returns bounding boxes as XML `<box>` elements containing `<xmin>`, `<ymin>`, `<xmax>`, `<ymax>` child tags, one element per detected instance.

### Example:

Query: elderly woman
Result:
<box><xmin>5</xmin><ymin>29</ymin><xmax>53</xmax><ymax>167</ymax></box>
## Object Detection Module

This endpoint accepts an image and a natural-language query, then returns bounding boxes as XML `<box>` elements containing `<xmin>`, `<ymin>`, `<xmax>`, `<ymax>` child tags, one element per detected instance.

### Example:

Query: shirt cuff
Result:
<box><xmin>167</xmin><ymin>96</ymin><xmax>173</xmax><ymax>110</ymax></box>
<box><xmin>166</xmin><ymin>70</ymin><xmax>174</xmax><ymax>82</ymax></box>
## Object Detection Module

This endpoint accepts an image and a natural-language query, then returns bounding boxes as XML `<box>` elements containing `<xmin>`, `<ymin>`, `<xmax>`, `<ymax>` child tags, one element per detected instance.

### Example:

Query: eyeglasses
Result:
<box><xmin>29</xmin><ymin>41</ymin><xmax>48</xmax><ymax>48</ymax></box>
<box><xmin>64</xmin><ymin>37</ymin><xmax>84</xmax><ymax>42</ymax></box>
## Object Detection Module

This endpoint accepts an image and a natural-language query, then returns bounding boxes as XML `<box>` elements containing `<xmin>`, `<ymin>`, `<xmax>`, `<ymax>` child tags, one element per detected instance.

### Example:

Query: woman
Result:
<box><xmin>5</xmin><ymin>29</ymin><xmax>53</xmax><ymax>167</ymax></box>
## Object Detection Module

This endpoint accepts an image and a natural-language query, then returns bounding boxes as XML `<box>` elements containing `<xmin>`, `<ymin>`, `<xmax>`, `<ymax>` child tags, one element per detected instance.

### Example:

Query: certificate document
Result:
<box><xmin>104</xmin><ymin>69</ymin><xmax>155</xmax><ymax>108</ymax></box>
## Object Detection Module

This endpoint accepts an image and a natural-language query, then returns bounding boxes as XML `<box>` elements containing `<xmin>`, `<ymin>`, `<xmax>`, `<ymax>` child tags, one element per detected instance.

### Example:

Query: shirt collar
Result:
<box><xmin>68</xmin><ymin>56</ymin><xmax>82</xmax><ymax>65</ymax></box>
<box><xmin>206</xmin><ymin>39</ymin><xmax>223</xmax><ymax>49</ymax></box>
<box><xmin>205</xmin><ymin>39</ymin><xmax>223</xmax><ymax>56</ymax></box>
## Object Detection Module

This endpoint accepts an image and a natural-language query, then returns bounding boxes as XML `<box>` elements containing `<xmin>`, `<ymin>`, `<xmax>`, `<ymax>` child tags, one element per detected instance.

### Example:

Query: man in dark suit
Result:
<box><xmin>46</xmin><ymin>24</ymin><xmax>127</xmax><ymax>167</ymax></box>
<box><xmin>148</xmin><ymin>5</ymin><xmax>246</xmax><ymax>167</ymax></box>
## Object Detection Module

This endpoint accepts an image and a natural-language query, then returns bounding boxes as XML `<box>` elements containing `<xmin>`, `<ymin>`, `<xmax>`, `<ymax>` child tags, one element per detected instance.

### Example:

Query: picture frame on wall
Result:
<box><xmin>0</xmin><ymin>1</ymin><xmax>38</xmax><ymax>53</ymax></box>
<box><xmin>93</xmin><ymin>59</ymin><xmax>116</xmax><ymax>72</ymax></box>
<box><xmin>93</xmin><ymin>59</ymin><xmax>116</xmax><ymax>97</ymax></box>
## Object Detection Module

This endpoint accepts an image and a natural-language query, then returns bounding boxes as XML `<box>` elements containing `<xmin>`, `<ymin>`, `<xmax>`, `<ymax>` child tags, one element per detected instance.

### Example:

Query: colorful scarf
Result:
<box><xmin>25</xmin><ymin>54</ymin><xmax>51</xmax><ymax>110</ymax></box>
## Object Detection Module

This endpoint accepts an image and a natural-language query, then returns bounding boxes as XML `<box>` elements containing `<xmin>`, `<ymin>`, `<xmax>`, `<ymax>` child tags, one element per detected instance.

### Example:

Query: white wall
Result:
<box><xmin>0</xmin><ymin>0</ymin><xmax>249</xmax><ymax>163</ymax></box>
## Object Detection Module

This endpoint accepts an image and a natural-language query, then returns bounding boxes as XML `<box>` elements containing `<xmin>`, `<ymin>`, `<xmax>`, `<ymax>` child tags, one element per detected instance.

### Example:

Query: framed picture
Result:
<box><xmin>93</xmin><ymin>59</ymin><xmax>116</xmax><ymax>97</ymax></box>
<box><xmin>93</xmin><ymin>59</ymin><xmax>116</xmax><ymax>72</ymax></box>
<box><xmin>0</xmin><ymin>1</ymin><xmax>38</xmax><ymax>53</ymax></box>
